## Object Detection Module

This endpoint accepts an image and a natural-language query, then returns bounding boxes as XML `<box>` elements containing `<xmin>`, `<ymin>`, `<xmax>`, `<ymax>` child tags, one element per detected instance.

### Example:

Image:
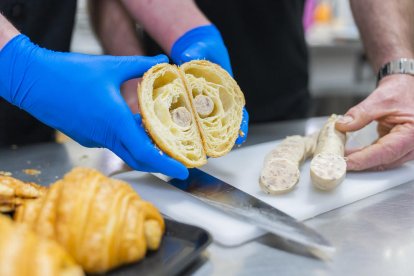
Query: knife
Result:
<box><xmin>110</xmin><ymin>166</ymin><xmax>335</xmax><ymax>259</ymax></box>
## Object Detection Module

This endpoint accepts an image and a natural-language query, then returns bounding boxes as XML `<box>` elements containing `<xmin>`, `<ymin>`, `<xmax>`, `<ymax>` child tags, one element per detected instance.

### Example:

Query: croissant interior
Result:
<box><xmin>0</xmin><ymin>214</ymin><xmax>83</xmax><ymax>276</ymax></box>
<box><xmin>138</xmin><ymin>60</ymin><xmax>245</xmax><ymax>167</ymax></box>
<box><xmin>14</xmin><ymin>167</ymin><xmax>165</xmax><ymax>274</ymax></box>
<box><xmin>138</xmin><ymin>64</ymin><xmax>207</xmax><ymax>167</ymax></box>
<box><xmin>181</xmin><ymin>60</ymin><xmax>245</xmax><ymax>157</ymax></box>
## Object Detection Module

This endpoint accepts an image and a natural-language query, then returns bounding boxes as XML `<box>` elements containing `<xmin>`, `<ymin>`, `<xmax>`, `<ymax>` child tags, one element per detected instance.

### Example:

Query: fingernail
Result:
<box><xmin>338</xmin><ymin>115</ymin><xmax>354</xmax><ymax>124</ymax></box>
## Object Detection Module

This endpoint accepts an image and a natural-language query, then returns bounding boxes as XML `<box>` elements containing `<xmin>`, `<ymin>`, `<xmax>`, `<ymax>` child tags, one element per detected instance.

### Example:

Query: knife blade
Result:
<box><xmin>110</xmin><ymin>166</ymin><xmax>334</xmax><ymax>259</ymax></box>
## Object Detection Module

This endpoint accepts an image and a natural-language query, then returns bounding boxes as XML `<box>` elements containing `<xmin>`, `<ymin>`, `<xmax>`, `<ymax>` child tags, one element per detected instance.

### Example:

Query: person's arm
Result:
<box><xmin>0</xmin><ymin>13</ymin><xmax>19</xmax><ymax>49</ymax></box>
<box><xmin>88</xmin><ymin>0</ymin><xmax>144</xmax><ymax>56</ymax></box>
<box><xmin>120</xmin><ymin>0</ymin><xmax>232</xmax><ymax>71</ymax></box>
<box><xmin>336</xmin><ymin>0</ymin><xmax>414</xmax><ymax>171</ymax></box>
<box><xmin>88</xmin><ymin>0</ymin><xmax>145</xmax><ymax>113</ymax></box>
<box><xmin>349</xmin><ymin>1</ymin><xmax>414</xmax><ymax>72</ymax></box>
<box><xmin>121</xmin><ymin>0</ymin><xmax>209</xmax><ymax>54</ymax></box>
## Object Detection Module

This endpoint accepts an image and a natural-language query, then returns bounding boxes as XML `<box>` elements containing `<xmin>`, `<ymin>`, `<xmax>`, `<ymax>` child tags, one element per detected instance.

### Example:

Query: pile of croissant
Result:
<box><xmin>0</xmin><ymin>167</ymin><xmax>165</xmax><ymax>275</ymax></box>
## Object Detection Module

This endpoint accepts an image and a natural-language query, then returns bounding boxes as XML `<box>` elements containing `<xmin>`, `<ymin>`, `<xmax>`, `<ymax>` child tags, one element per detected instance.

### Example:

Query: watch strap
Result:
<box><xmin>377</xmin><ymin>58</ymin><xmax>414</xmax><ymax>84</ymax></box>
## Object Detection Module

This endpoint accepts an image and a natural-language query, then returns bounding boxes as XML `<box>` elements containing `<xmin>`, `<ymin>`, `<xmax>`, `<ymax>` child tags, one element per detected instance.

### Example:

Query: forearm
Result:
<box><xmin>88</xmin><ymin>0</ymin><xmax>144</xmax><ymax>55</ymax></box>
<box><xmin>0</xmin><ymin>13</ymin><xmax>19</xmax><ymax>50</ymax></box>
<box><xmin>350</xmin><ymin>0</ymin><xmax>414</xmax><ymax>72</ymax></box>
<box><xmin>121</xmin><ymin>0</ymin><xmax>210</xmax><ymax>54</ymax></box>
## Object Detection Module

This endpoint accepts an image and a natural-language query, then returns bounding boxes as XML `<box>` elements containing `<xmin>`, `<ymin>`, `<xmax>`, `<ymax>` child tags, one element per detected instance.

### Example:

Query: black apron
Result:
<box><xmin>0</xmin><ymin>0</ymin><xmax>77</xmax><ymax>146</ymax></box>
<box><xmin>143</xmin><ymin>0</ymin><xmax>310</xmax><ymax>123</ymax></box>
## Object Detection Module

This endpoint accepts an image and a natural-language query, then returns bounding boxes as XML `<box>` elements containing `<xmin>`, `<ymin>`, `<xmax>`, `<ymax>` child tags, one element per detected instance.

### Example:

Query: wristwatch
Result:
<box><xmin>377</xmin><ymin>58</ymin><xmax>414</xmax><ymax>84</ymax></box>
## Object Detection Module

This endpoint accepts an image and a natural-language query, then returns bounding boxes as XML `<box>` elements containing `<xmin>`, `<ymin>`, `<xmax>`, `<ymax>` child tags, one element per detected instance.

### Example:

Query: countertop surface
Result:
<box><xmin>2</xmin><ymin>117</ymin><xmax>413</xmax><ymax>276</ymax></box>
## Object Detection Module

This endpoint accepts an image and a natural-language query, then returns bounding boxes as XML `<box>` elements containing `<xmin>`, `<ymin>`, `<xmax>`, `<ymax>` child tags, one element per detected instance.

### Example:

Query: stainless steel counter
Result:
<box><xmin>192</xmin><ymin>118</ymin><xmax>414</xmax><ymax>276</ymax></box>
<box><xmin>2</xmin><ymin>117</ymin><xmax>413</xmax><ymax>276</ymax></box>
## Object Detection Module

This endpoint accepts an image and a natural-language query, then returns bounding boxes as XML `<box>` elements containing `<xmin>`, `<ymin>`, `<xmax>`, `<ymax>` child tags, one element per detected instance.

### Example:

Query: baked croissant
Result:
<box><xmin>138</xmin><ymin>60</ymin><xmax>245</xmax><ymax>167</ymax></box>
<box><xmin>181</xmin><ymin>60</ymin><xmax>245</xmax><ymax>157</ymax></box>
<box><xmin>15</xmin><ymin>167</ymin><xmax>165</xmax><ymax>274</ymax></box>
<box><xmin>138</xmin><ymin>63</ymin><xmax>206</xmax><ymax>167</ymax></box>
<box><xmin>0</xmin><ymin>214</ymin><xmax>83</xmax><ymax>276</ymax></box>
<box><xmin>0</xmin><ymin>175</ymin><xmax>46</xmax><ymax>212</ymax></box>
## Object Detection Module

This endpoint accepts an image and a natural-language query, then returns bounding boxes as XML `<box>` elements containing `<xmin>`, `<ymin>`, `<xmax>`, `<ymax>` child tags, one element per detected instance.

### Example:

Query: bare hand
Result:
<box><xmin>336</xmin><ymin>75</ymin><xmax>414</xmax><ymax>171</ymax></box>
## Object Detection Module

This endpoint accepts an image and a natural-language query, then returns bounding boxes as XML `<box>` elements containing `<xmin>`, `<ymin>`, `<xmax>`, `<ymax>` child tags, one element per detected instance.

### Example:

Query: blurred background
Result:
<box><xmin>70</xmin><ymin>0</ymin><xmax>375</xmax><ymax>118</ymax></box>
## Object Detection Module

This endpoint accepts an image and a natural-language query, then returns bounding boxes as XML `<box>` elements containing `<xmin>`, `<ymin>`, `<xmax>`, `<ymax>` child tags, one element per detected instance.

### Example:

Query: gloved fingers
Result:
<box><xmin>170</xmin><ymin>24</ymin><xmax>233</xmax><ymax>76</ymax></box>
<box><xmin>112</xmin><ymin>142</ymin><xmax>156</xmax><ymax>173</ymax></box>
<box><xmin>64</xmin><ymin>131</ymin><xmax>101</xmax><ymax>149</ymax></box>
<box><xmin>110</xmin><ymin>54</ymin><xmax>169</xmax><ymax>84</ymax></box>
<box><xmin>180</xmin><ymin>43</ymin><xmax>233</xmax><ymax>76</ymax></box>
<box><xmin>219</xmin><ymin>60</ymin><xmax>233</xmax><ymax>77</ymax></box>
<box><xmin>133</xmin><ymin>113</ymin><xmax>143</xmax><ymax>125</ymax></box>
<box><xmin>179</xmin><ymin>42</ymin><xmax>208</xmax><ymax>64</ymax></box>
<box><xmin>121</xmin><ymin>116</ymin><xmax>189</xmax><ymax>179</ymax></box>
<box><xmin>128</xmin><ymin>136</ymin><xmax>189</xmax><ymax>179</ymax></box>
<box><xmin>235</xmin><ymin>107</ymin><xmax>249</xmax><ymax>145</ymax></box>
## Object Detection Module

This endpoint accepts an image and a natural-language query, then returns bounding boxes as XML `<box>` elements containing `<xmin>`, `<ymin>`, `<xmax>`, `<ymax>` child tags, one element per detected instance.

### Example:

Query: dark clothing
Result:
<box><xmin>0</xmin><ymin>0</ymin><xmax>77</xmax><ymax>146</ymax></box>
<box><xmin>143</xmin><ymin>0</ymin><xmax>310</xmax><ymax>123</ymax></box>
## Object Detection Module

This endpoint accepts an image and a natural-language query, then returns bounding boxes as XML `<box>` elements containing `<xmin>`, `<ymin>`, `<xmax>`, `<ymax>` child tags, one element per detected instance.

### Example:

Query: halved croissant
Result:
<box><xmin>138</xmin><ymin>63</ymin><xmax>207</xmax><ymax>167</ymax></box>
<box><xmin>0</xmin><ymin>214</ymin><xmax>83</xmax><ymax>276</ymax></box>
<box><xmin>181</xmin><ymin>60</ymin><xmax>245</xmax><ymax>157</ymax></box>
<box><xmin>15</xmin><ymin>167</ymin><xmax>165</xmax><ymax>274</ymax></box>
<box><xmin>138</xmin><ymin>60</ymin><xmax>245</xmax><ymax>166</ymax></box>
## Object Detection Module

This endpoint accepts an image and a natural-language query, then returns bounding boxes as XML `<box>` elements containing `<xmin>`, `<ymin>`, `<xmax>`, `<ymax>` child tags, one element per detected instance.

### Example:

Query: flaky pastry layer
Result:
<box><xmin>138</xmin><ymin>60</ymin><xmax>245</xmax><ymax>166</ymax></box>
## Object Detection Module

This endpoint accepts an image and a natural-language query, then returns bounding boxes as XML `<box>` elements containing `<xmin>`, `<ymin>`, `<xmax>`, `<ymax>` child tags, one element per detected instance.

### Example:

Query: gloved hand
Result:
<box><xmin>0</xmin><ymin>34</ymin><xmax>188</xmax><ymax>179</ymax></box>
<box><xmin>171</xmin><ymin>24</ymin><xmax>248</xmax><ymax>145</ymax></box>
<box><xmin>171</xmin><ymin>24</ymin><xmax>232</xmax><ymax>74</ymax></box>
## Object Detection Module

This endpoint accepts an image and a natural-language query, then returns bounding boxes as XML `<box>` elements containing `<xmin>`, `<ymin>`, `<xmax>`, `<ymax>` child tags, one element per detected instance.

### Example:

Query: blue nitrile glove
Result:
<box><xmin>235</xmin><ymin>108</ymin><xmax>249</xmax><ymax>145</ymax></box>
<box><xmin>171</xmin><ymin>24</ymin><xmax>233</xmax><ymax>75</ymax></box>
<box><xmin>171</xmin><ymin>24</ymin><xmax>248</xmax><ymax>145</ymax></box>
<box><xmin>0</xmin><ymin>34</ymin><xmax>188</xmax><ymax>179</ymax></box>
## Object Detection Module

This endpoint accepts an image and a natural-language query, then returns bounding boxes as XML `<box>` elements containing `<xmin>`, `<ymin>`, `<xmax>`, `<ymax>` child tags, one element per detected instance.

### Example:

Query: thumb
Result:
<box><xmin>179</xmin><ymin>43</ymin><xmax>207</xmax><ymax>64</ymax></box>
<box><xmin>113</xmin><ymin>54</ymin><xmax>169</xmax><ymax>83</ymax></box>
<box><xmin>336</xmin><ymin>100</ymin><xmax>375</xmax><ymax>132</ymax></box>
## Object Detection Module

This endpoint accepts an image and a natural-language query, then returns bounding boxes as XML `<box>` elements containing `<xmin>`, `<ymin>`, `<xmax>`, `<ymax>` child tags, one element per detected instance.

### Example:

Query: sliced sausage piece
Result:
<box><xmin>310</xmin><ymin>115</ymin><xmax>347</xmax><ymax>191</ymax></box>
<box><xmin>260</xmin><ymin>136</ymin><xmax>306</xmax><ymax>194</ymax></box>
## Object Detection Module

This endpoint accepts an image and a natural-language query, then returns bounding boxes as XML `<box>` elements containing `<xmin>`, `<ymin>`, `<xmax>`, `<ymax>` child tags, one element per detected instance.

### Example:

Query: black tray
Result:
<box><xmin>103</xmin><ymin>219</ymin><xmax>212</xmax><ymax>276</ymax></box>
<box><xmin>0</xmin><ymin>144</ymin><xmax>211</xmax><ymax>275</ymax></box>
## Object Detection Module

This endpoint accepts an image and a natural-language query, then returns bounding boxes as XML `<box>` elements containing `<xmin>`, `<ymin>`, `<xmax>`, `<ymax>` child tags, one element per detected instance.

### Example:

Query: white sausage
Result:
<box><xmin>310</xmin><ymin>115</ymin><xmax>347</xmax><ymax>191</ymax></box>
<box><xmin>260</xmin><ymin>136</ymin><xmax>306</xmax><ymax>194</ymax></box>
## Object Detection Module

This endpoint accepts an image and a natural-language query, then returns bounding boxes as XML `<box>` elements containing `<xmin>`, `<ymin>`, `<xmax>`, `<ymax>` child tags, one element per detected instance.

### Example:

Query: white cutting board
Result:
<box><xmin>116</xmin><ymin>122</ymin><xmax>414</xmax><ymax>246</ymax></box>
